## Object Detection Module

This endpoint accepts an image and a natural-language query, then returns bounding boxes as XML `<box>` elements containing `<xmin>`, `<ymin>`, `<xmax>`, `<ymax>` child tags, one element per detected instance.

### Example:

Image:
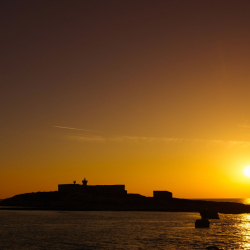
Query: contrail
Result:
<box><xmin>54</xmin><ymin>126</ymin><xmax>100</xmax><ymax>132</ymax></box>
<box><xmin>67</xmin><ymin>135</ymin><xmax>250</xmax><ymax>147</ymax></box>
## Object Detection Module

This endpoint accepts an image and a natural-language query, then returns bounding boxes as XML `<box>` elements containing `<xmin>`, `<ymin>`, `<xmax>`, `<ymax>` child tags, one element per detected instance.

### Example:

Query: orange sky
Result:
<box><xmin>1</xmin><ymin>1</ymin><xmax>250</xmax><ymax>199</ymax></box>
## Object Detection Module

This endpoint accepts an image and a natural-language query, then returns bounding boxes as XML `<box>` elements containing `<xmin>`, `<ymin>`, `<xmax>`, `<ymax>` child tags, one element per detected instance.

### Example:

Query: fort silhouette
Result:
<box><xmin>58</xmin><ymin>178</ymin><xmax>173</xmax><ymax>198</ymax></box>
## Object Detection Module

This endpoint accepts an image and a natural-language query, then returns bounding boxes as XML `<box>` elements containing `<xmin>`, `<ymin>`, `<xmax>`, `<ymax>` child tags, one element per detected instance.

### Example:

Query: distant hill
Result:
<box><xmin>1</xmin><ymin>191</ymin><xmax>250</xmax><ymax>214</ymax></box>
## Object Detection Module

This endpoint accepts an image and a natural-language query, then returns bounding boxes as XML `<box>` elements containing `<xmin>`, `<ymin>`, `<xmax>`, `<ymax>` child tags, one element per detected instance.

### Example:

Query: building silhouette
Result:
<box><xmin>58</xmin><ymin>179</ymin><xmax>173</xmax><ymax>199</ymax></box>
<box><xmin>58</xmin><ymin>179</ymin><xmax>127</xmax><ymax>195</ymax></box>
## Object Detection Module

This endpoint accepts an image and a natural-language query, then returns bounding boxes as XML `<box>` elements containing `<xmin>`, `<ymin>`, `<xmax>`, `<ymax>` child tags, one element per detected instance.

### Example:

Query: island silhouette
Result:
<box><xmin>1</xmin><ymin>179</ymin><xmax>250</xmax><ymax>214</ymax></box>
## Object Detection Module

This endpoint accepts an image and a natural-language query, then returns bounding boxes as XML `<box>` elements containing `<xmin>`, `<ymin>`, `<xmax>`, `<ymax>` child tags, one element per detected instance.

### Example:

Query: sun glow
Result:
<box><xmin>243</xmin><ymin>166</ymin><xmax>250</xmax><ymax>177</ymax></box>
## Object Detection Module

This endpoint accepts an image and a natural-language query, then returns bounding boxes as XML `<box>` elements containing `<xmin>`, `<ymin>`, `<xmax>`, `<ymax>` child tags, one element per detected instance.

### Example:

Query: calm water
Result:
<box><xmin>1</xmin><ymin>199</ymin><xmax>250</xmax><ymax>249</ymax></box>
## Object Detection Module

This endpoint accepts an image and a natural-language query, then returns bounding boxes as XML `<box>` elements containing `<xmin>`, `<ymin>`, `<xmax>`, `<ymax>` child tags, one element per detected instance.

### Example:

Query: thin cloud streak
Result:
<box><xmin>54</xmin><ymin>126</ymin><xmax>100</xmax><ymax>132</ymax></box>
<box><xmin>69</xmin><ymin>135</ymin><xmax>105</xmax><ymax>141</ymax></box>
<box><xmin>238</xmin><ymin>124</ymin><xmax>250</xmax><ymax>129</ymax></box>
<box><xmin>67</xmin><ymin>135</ymin><xmax>250</xmax><ymax>147</ymax></box>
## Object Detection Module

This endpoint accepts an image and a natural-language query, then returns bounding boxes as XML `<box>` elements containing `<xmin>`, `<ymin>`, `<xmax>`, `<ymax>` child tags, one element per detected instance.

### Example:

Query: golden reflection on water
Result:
<box><xmin>237</xmin><ymin>214</ymin><xmax>250</xmax><ymax>249</ymax></box>
<box><xmin>243</xmin><ymin>198</ymin><xmax>250</xmax><ymax>205</ymax></box>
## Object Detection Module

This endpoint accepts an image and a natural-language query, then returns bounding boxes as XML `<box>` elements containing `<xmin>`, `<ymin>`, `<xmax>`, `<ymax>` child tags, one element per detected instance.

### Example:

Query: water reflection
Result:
<box><xmin>237</xmin><ymin>214</ymin><xmax>250</xmax><ymax>249</ymax></box>
<box><xmin>243</xmin><ymin>198</ymin><xmax>250</xmax><ymax>205</ymax></box>
<box><xmin>2</xmin><ymin>210</ymin><xmax>250</xmax><ymax>249</ymax></box>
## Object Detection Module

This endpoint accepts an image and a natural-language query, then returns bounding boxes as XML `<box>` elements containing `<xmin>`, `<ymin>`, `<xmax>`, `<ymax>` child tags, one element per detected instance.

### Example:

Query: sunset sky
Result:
<box><xmin>1</xmin><ymin>0</ymin><xmax>250</xmax><ymax>199</ymax></box>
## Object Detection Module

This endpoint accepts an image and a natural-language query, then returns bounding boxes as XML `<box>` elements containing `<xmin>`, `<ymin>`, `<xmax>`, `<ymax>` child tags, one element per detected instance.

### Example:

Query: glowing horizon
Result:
<box><xmin>1</xmin><ymin>1</ymin><xmax>250</xmax><ymax>199</ymax></box>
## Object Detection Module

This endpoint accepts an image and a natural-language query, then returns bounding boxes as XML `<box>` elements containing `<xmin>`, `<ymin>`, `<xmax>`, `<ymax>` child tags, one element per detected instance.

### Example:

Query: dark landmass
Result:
<box><xmin>1</xmin><ymin>191</ymin><xmax>250</xmax><ymax>214</ymax></box>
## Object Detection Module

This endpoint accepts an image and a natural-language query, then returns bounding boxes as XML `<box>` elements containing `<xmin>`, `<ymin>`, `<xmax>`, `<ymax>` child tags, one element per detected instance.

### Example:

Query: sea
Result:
<box><xmin>1</xmin><ymin>199</ymin><xmax>250</xmax><ymax>250</ymax></box>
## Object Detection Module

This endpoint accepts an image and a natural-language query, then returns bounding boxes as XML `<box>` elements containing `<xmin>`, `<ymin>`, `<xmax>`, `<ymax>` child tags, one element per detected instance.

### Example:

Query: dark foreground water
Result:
<box><xmin>1</xmin><ymin>199</ymin><xmax>250</xmax><ymax>249</ymax></box>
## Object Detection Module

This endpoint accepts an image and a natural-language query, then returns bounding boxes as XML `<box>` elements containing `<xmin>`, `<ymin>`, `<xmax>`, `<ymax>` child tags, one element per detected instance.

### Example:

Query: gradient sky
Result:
<box><xmin>1</xmin><ymin>0</ymin><xmax>250</xmax><ymax>199</ymax></box>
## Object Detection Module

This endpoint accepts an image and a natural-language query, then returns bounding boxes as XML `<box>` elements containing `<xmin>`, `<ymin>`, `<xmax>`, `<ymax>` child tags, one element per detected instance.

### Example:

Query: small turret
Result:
<box><xmin>73</xmin><ymin>180</ymin><xmax>76</xmax><ymax>184</ymax></box>
<box><xmin>82</xmin><ymin>178</ymin><xmax>88</xmax><ymax>186</ymax></box>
